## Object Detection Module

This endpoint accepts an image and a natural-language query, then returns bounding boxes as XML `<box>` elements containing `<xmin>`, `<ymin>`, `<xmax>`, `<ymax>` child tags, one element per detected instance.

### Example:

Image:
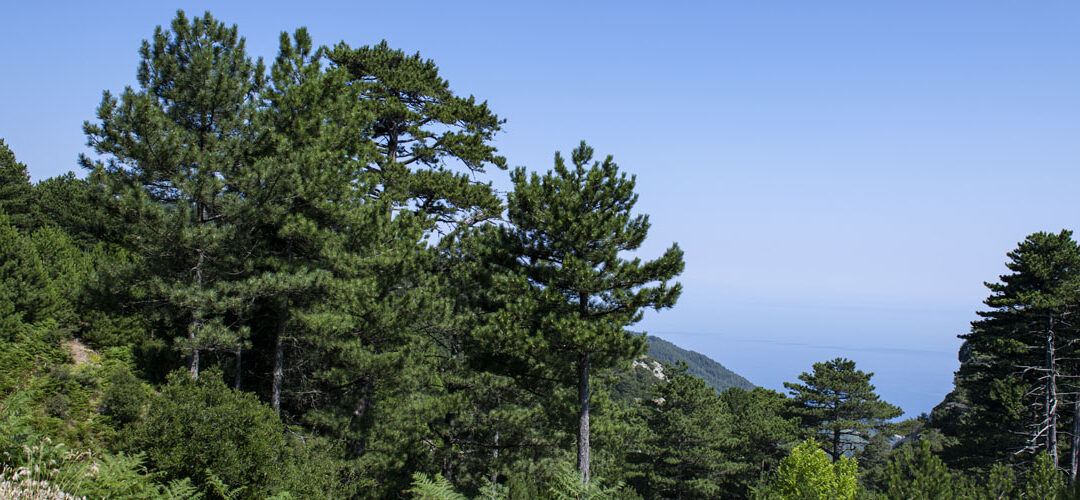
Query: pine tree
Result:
<box><xmin>785</xmin><ymin>357</ymin><xmax>903</xmax><ymax>462</ymax></box>
<box><xmin>1025</xmin><ymin>451</ymin><xmax>1067</xmax><ymax>499</ymax></box>
<box><xmin>32</xmin><ymin>172</ymin><xmax>125</xmax><ymax>249</ymax></box>
<box><xmin>633</xmin><ymin>364</ymin><xmax>738</xmax><ymax>499</ymax></box>
<box><xmin>0</xmin><ymin>211</ymin><xmax>56</xmax><ymax>340</ymax></box>
<box><xmin>488</xmin><ymin>141</ymin><xmax>683</xmax><ymax>484</ymax></box>
<box><xmin>718</xmin><ymin>386</ymin><xmax>801</xmax><ymax>496</ymax></box>
<box><xmin>81</xmin><ymin>10</ymin><xmax>266</xmax><ymax>378</ymax></box>
<box><xmin>0</xmin><ymin>139</ymin><xmax>34</xmax><ymax>230</ymax></box>
<box><xmin>254</xmin><ymin>34</ymin><xmax>516</xmax><ymax>493</ymax></box>
<box><xmin>239</xmin><ymin>26</ymin><xmax>382</xmax><ymax>410</ymax></box>
<box><xmin>945</xmin><ymin>231</ymin><xmax>1080</xmax><ymax>472</ymax></box>
<box><xmin>882</xmin><ymin>440</ymin><xmax>955</xmax><ymax>500</ymax></box>
<box><xmin>0</xmin><ymin>211</ymin><xmax>84</xmax><ymax>392</ymax></box>
<box><xmin>326</xmin><ymin>40</ymin><xmax>506</xmax><ymax>231</ymax></box>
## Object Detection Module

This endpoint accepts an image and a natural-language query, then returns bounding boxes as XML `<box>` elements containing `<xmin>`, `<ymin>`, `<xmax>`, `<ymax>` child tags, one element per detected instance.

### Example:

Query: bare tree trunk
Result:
<box><xmin>188</xmin><ymin>344</ymin><xmax>200</xmax><ymax>378</ymax></box>
<box><xmin>578</xmin><ymin>351</ymin><xmax>591</xmax><ymax>485</ymax></box>
<box><xmin>234</xmin><ymin>343</ymin><xmax>243</xmax><ymax>390</ymax></box>
<box><xmin>491</xmin><ymin>427</ymin><xmax>500</xmax><ymax>484</ymax></box>
<box><xmin>271</xmin><ymin>309</ymin><xmax>286</xmax><ymax>413</ymax></box>
<box><xmin>1047</xmin><ymin>319</ymin><xmax>1059</xmax><ymax>468</ymax></box>
<box><xmin>188</xmin><ymin>245</ymin><xmax>204</xmax><ymax>379</ymax></box>
<box><xmin>1072</xmin><ymin>396</ymin><xmax>1080</xmax><ymax>479</ymax></box>
<box><xmin>387</xmin><ymin>131</ymin><xmax>398</xmax><ymax>165</ymax></box>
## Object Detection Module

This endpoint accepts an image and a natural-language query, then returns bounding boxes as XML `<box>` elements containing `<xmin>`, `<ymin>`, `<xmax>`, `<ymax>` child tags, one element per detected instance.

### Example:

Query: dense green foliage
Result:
<box><xmin>482</xmin><ymin>140</ymin><xmax>684</xmax><ymax>483</ymax></box>
<box><xmin>753</xmin><ymin>439</ymin><xmax>859</xmax><ymax>500</ymax></box>
<box><xmin>0</xmin><ymin>139</ymin><xmax>34</xmax><ymax>230</ymax></box>
<box><xmin>785</xmin><ymin>358</ymin><xmax>902</xmax><ymax>462</ymax></box>
<box><xmin>937</xmin><ymin>231</ymin><xmax>1080</xmax><ymax>472</ymax></box>
<box><xmin>123</xmin><ymin>370</ymin><xmax>341</xmax><ymax>498</ymax></box>
<box><xmin>6</xmin><ymin>8</ymin><xmax>1080</xmax><ymax>499</ymax></box>
<box><xmin>628</xmin><ymin>365</ymin><xmax>736</xmax><ymax>498</ymax></box>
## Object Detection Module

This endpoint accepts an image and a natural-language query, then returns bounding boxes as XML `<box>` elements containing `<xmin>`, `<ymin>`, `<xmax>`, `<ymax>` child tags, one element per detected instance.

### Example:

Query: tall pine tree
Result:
<box><xmin>944</xmin><ymin>231</ymin><xmax>1080</xmax><ymax>473</ymax></box>
<box><xmin>82</xmin><ymin>10</ymin><xmax>266</xmax><ymax>378</ymax></box>
<box><xmin>488</xmin><ymin>141</ymin><xmax>683</xmax><ymax>484</ymax></box>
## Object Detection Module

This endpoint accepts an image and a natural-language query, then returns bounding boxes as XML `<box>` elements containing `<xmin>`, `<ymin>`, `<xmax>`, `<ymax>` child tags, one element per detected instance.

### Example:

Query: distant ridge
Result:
<box><xmin>646</xmin><ymin>335</ymin><xmax>755</xmax><ymax>392</ymax></box>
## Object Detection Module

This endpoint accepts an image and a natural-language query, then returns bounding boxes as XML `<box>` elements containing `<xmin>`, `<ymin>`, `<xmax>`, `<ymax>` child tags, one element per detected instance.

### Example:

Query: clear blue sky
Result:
<box><xmin>3</xmin><ymin>1</ymin><xmax>1078</xmax><ymax>416</ymax></box>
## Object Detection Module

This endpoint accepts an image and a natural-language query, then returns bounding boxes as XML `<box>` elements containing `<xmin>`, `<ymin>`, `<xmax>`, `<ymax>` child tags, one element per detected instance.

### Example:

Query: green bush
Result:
<box><xmin>882</xmin><ymin>440</ymin><xmax>954</xmax><ymax>499</ymax></box>
<box><xmin>753</xmin><ymin>439</ymin><xmax>858</xmax><ymax>500</ymax></box>
<box><xmin>100</xmin><ymin>365</ymin><xmax>149</xmax><ymax>427</ymax></box>
<box><xmin>124</xmin><ymin>369</ymin><xmax>341</xmax><ymax>499</ymax></box>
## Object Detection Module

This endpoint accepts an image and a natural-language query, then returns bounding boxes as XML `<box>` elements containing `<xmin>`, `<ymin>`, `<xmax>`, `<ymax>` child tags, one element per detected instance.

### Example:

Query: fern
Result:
<box><xmin>544</xmin><ymin>462</ymin><xmax>637</xmax><ymax>500</ymax></box>
<box><xmin>408</xmin><ymin>473</ymin><xmax>470</xmax><ymax>500</ymax></box>
<box><xmin>161</xmin><ymin>478</ymin><xmax>203</xmax><ymax>500</ymax></box>
<box><xmin>204</xmin><ymin>469</ymin><xmax>246</xmax><ymax>500</ymax></box>
<box><xmin>475</xmin><ymin>477</ymin><xmax>509</xmax><ymax>500</ymax></box>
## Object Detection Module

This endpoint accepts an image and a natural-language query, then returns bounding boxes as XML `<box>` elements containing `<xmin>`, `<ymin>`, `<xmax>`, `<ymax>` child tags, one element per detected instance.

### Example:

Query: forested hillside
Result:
<box><xmin>2</xmin><ymin>10</ymin><xmax>1080</xmax><ymax>500</ymax></box>
<box><xmin>646</xmin><ymin>336</ymin><xmax>754</xmax><ymax>392</ymax></box>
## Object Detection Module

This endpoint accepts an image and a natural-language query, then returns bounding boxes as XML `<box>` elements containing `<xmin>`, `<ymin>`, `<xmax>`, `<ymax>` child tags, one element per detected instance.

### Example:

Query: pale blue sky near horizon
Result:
<box><xmin>2</xmin><ymin>1</ymin><xmax>1078</xmax><ymax>417</ymax></box>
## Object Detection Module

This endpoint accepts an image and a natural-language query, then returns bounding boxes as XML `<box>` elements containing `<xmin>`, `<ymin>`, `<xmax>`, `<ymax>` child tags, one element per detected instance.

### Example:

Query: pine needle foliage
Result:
<box><xmin>785</xmin><ymin>357</ymin><xmax>902</xmax><ymax>462</ymax></box>
<box><xmin>485</xmin><ymin>141</ymin><xmax>683</xmax><ymax>482</ymax></box>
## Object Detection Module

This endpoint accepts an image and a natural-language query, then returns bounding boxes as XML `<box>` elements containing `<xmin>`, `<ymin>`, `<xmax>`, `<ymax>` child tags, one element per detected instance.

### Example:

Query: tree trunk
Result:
<box><xmin>833</xmin><ymin>428</ymin><xmax>841</xmax><ymax>463</ymax></box>
<box><xmin>1072</xmin><ymin>396</ymin><xmax>1080</xmax><ymax>479</ymax></box>
<box><xmin>1046</xmin><ymin>322</ymin><xmax>1059</xmax><ymax>468</ymax></box>
<box><xmin>491</xmin><ymin>427</ymin><xmax>500</xmax><ymax>484</ymax></box>
<box><xmin>578</xmin><ymin>351</ymin><xmax>591</xmax><ymax>485</ymax></box>
<box><xmin>188</xmin><ymin>345</ymin><xmax>200</xmax><ymax>378</ymax></box>
<box><xmin>350</xmin><ymin>380</ymin><xmax>373</xmax><ymax>457</ymax></box>
<box><xmin>271</xmin><ymin>308</ymin><xmax>286</xmax><ymax>413</ymax></box>
<box><xmin>234</xmin><ymin>343</ymin><xmax>243</xmax><ymax>390</ymax></box>
<box><xmin>188</xmin><ymin>246</ymin><xmax>204</xmax><ymax>379</ymax></box>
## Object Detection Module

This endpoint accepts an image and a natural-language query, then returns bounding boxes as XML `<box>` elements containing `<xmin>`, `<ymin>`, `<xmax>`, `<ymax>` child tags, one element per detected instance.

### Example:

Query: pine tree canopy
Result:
<box><xmin>493</xmin><ymin>141</ymin><xmax>684</xmax><ymax>363</ymax></box>
<box><xmin>785</xmin><ymin>357</ymin><xmax>902</xmax><ymax>462</ymax></box>
<box><xmin>482</xmin><ymin>140</ymin><xmax>684</xmax><ymax>484</ymax></box>
<box><xmin>0</xmin><ymin>138</ymin><xmax>34</xmax><ymax>230</ymax></box>
<box><xmin>327</xmin><ymin>40</ymin><xmax>506</xmax><ymax>229</ymax></box>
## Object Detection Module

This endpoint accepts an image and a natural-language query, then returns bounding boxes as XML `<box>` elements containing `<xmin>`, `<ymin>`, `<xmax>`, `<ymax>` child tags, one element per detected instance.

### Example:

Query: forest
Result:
<box><xmin>1</xmin><ymin>10</ymin><xmax>1078</xmax><ymax>499</ymax></box>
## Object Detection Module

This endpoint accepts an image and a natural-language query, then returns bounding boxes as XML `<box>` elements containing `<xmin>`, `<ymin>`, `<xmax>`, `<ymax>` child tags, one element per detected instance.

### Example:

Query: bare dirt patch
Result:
<box><xmin>65</xmin><ymin>339</ymin><xmax>95</xmax><ymax>365</ymax></box>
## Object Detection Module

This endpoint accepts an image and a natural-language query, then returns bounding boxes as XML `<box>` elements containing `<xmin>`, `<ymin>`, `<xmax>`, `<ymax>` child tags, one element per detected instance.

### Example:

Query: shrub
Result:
<box><xmin>99</xmin><ymin>365</ymin><xmax>149</xmax><ymax>427</ymax></box>
<box><xmin>124</xmin><ymin>369</ymin><xmax>341</xmax><ymax>499</ymax></box>
<box><xmin>753</xmin><ymin>439</ymin><xmax>858</xmax><ymax>500</ymax></box>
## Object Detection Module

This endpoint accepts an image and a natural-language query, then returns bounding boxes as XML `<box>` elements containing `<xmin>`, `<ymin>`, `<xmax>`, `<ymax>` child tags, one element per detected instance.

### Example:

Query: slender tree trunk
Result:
<box><xmin>1072</xmin><ymin>396</ymin><xmax>1080</xmax><ymax>479</ymax></box>
<box><xmin>1047</xmin><ymin>322</ymin><xmax>1059</xmax><ymax>468</ymax></box>
<box><xmin>833</xmin><ymin>429</ymin><xmax>841</xmax><ymax>463</ymax></box>
<box><xmin>387</xmin><ymin>131</ymin><xmax>398</xmax><ymax>165</ymax></box>
<box><xmin>831</xmin><ymin>399</ymin><xmax>842</xmax><ymax>462</ymax></box>
<box><xmin>188</xmin><ymin>344</ymin><xmax>200</xmax><ymax>378</ymax></box>
<box><xmin>491</xmin><ymin>427</ymin><xmax>500</xmax><ymax>484</ymax></box>
<box><xmin>350</xmin><ymin>379</ymin><xmax>373</xmax><ymax>456</ymax></box>
<box><xmin>188</xmin><ymin>246</ymin><xmax>204</xmax><ymax>379</ymax></box>
<box><xmin>271</xmin><ymin>308</ymin><xmax>286</xmax><ymax>413</ymax></box>
<box><xmin>490</xmin><ymin>393</ymin><xmax>501</xmax><ymax>484</ymax></box>
<box><xmin>234</xmin><ymin>343</ymin><xmax>243</xmax><ymax>390</ymax></box>
<box><xmin>578</xmin><ymin>351</ymin><xmax>591</xmax><ymax>485</ymax></box>
<box><xmin>188</xmin><ymin>336</ymin><xmax>200</xmax><ymax>378</ymax></box>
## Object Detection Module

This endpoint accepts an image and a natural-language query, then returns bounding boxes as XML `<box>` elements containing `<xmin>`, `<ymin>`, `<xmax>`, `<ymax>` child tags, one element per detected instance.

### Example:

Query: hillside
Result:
<box><xmin>646</xmin><ymin>336</ymin><xmax>755</xmax><ymax>392</ymax></box>
<box><xmin>612</xmin><ymin>336</ymin><xmax>755</xmax><ymax>401</ymax></box>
